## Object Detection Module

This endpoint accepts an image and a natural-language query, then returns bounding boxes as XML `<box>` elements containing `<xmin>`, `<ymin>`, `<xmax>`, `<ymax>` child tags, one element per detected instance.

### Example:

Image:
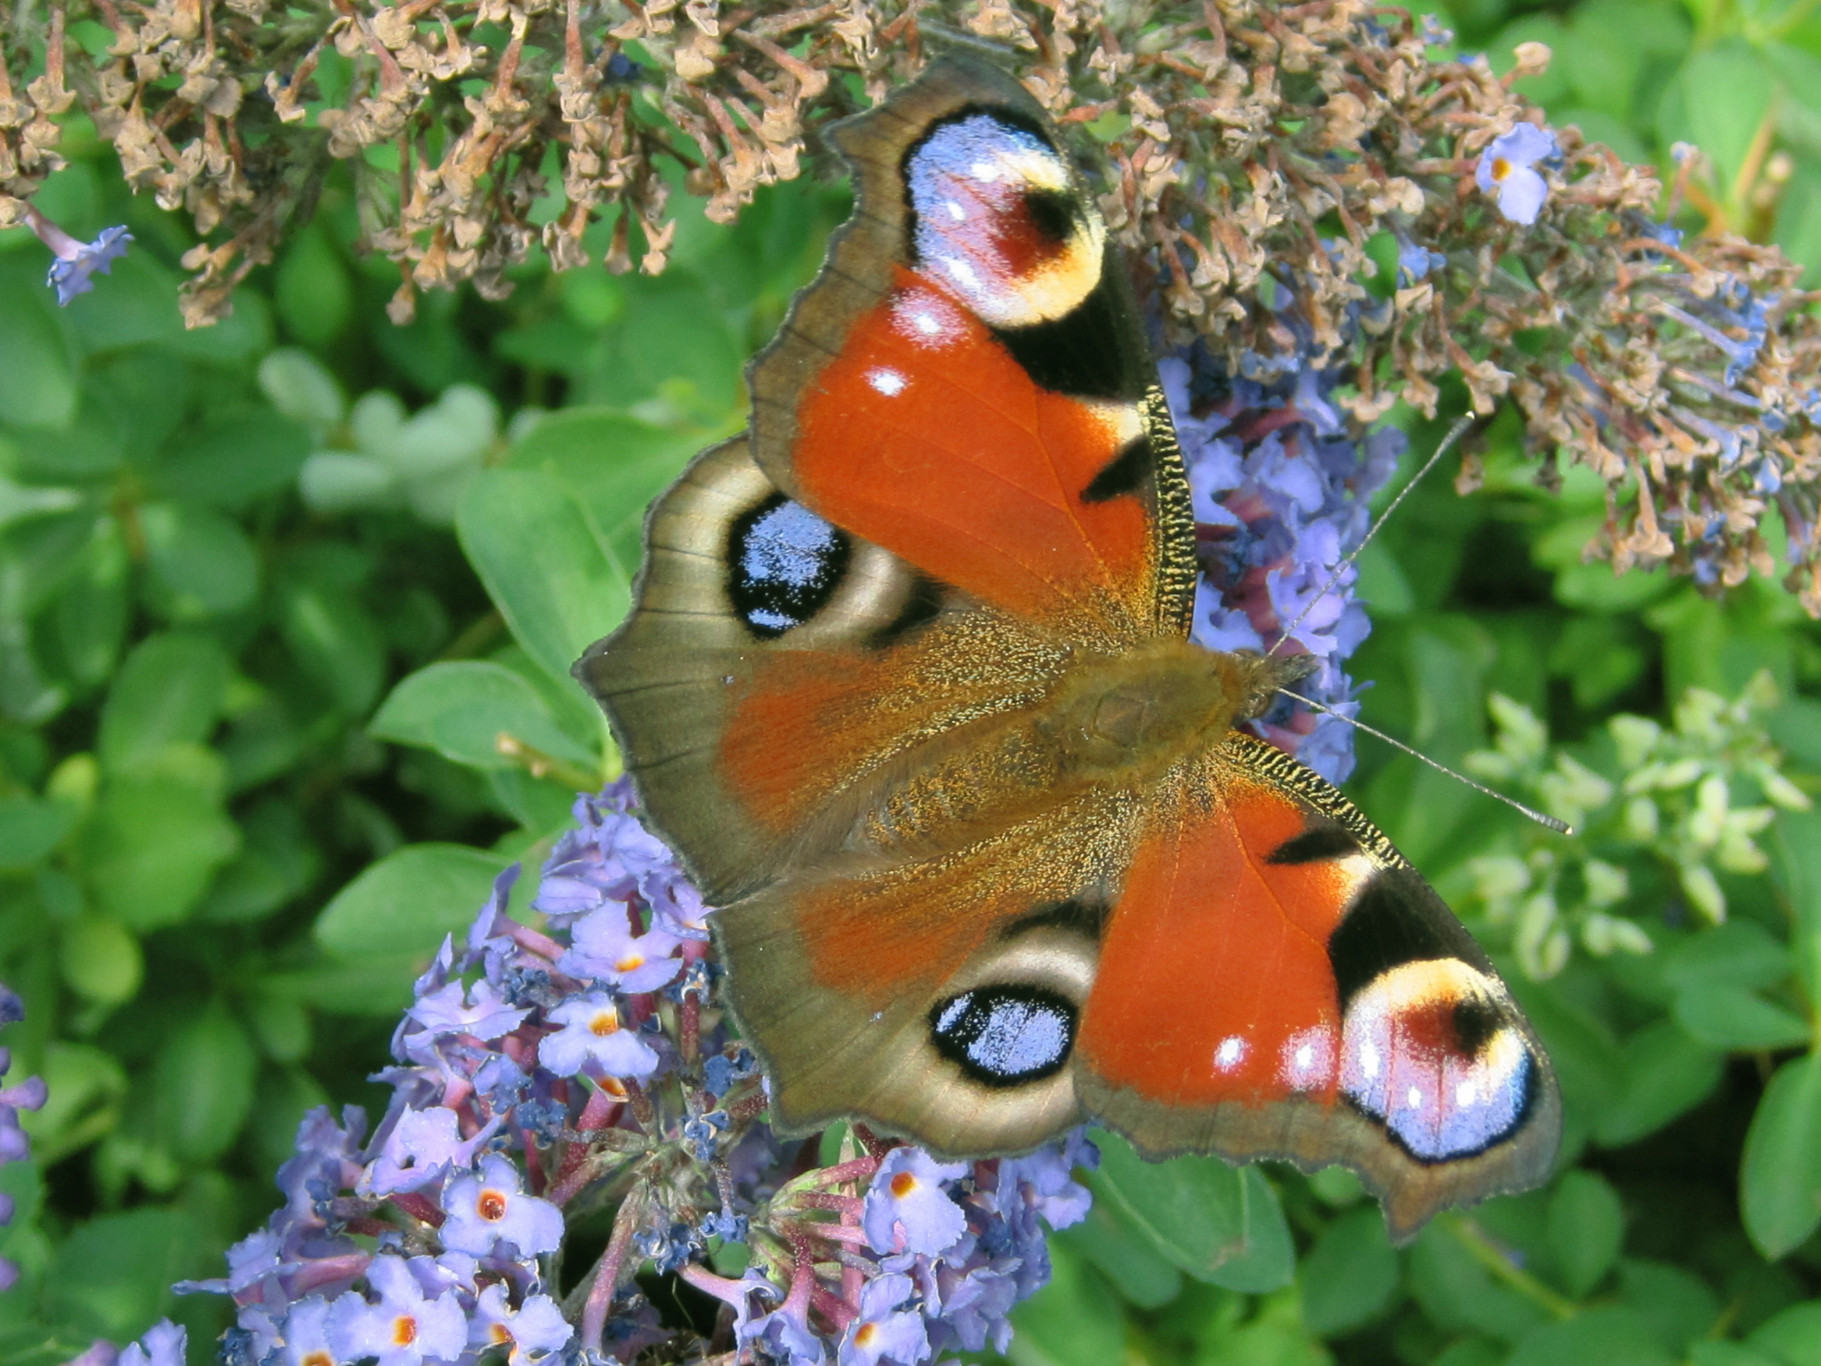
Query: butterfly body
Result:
<box><xmin>578</xmin><ymin>56</ymin><xmax>1560</xmax><ymax>1240</ymax></box>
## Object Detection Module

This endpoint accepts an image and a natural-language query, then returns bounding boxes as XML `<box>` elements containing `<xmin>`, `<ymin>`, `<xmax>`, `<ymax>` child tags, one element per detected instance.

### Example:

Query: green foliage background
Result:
<box><xmin>5</xmin><ymin>1</ymin><xmax>1821</xmax><ymax>1363</ymax></box>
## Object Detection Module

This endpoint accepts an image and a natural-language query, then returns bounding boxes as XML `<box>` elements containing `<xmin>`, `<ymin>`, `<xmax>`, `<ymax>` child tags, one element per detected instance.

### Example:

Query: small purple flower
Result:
<box><xmin>743</xmin><ymin>1304</ymin><xmax>829</xmax><ymax>1366</ymax></box>
<box><xmin>1395</xmin><ymin>237</ymin><xmax>1446</xmax><ymax>284</ymax></box>
<box><xmin>538</xmin><ymin>992</ymin><xmax>660</xmax><ymax>1080</ymax></box>
<box><xmin>116</xmin><ymin>1320</ymin><xmax>187</xmax><ymax>1366</ymax></box>
<box><xmin>470</xmin><ymin>1283</ymin><xmax>573</xmax><ymax>1365</ymax></box>
<box><xmin>328</xmin><ymin>1255</ymin><xmax>468</xmax><ymax>1366</ymax></box>
<box><xmin>267</xmin><ymin>1296</ymin><xmax>335</xmax><ymax>1366</ymax></box>
<box><xmin>365</xmin><ymin>1105</ymin><xmax>501</xmax><ymax>1195</ymax></box>
<box><xmin>863</xmin><ymin>1149</ymin><xmax>969</xmax><ymax>1257</ymax></box>
<box><xmin>440</xmin><ymin>1153</ymin><xmax>563</xmax><ymax>1258</ymax></box>
<box><xmin>558</xmin><ymin>906</ymin><xmax>684</xmax><ymax>993</ymax></box>
<box><xmin>837</xmin><ymin>1273</ymin><xmax>929</xmax><ymax>1366</ymax></box>
<box><xmin>22</xmin><ymin>202</ymin><xmax>135</xmax><ymax>306</ymax></box>
<box><xmin>1476</xmin><ymin>124</ymin><xmax>1557</xmax><ymax>225</ymax></box>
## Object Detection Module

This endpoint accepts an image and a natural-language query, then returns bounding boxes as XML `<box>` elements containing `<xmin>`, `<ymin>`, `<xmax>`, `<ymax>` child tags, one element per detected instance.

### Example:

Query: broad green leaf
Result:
<box><xmin>1592</xmin><ymin>1020</ymin><xmax>1724</xmax><ymax>1147</ymax></box>
<box><xmin>140</xmin><ymin>502</ymin><xmax>261</xmax><ymax>620</ymax></box>
<box><xmin>314</xmin><ymin>841</ymin><xmax>510</xmax><ymax>963</ymax></box>
<box><xmin>1546</xmin><ymin>1171</ymin><xmax>1624</xmax><ymax>1298</ymax></box>
<box><xmin>1408</xmin><ymin>1223</ymin><xmax>1547</xmax><ymax>1343</ymax></box>
<box><xmin>1197</xmin><ymin>1289</ymin><xmax>1328</xmax><ymax>1366</ymax></box>
<box><xmin>258</xmin><ymin>347</ymin><xmax>347</xmax><ymax>434</ymax></box>
<box><xmin>1506</xmin><ymin>1306</ymin><xmax>1675</xmax><ymax>1366</ymax></box>
<box><xmin>1661</xmin><ymin>921</ymin><xmax>1793</xmax><ymax>994</ymax></box>
<box><xmin>53</xmin><ymin>517</ymin><xmax>128</xmax><ymax>686</ymax></box>
<box><xmin>274</xmin><ymin>221</ymin><xmax>354</xmax><ymax>346</ymax></box>
<box><xmin>80</xmin><ymin>745</ymin><xmax>239</xmax><ymax>930</ymax></box>
<box><xmin>1299</xmin><ymin>1206</ymin><xmax>1399</xmax><ymax>1335</ymax></box>
<box><xmin>152</xmin><ymin>1005</ymin><xmax>256</xmax><ymax>1162</ymax></box>
<box><xmin>1749</xmin><ymin>1301</ymin><xmax>1821</xmax><ymax>1365</ymax></box>
<box><xmin>1772</xmin><ymin>808</ymin><xmax>1821</xmax><ymax>1004</ymax></box>
<box><xmin>1690</xmin><ymin>1343</ymin><xmax>1783</xmax><ymax>1366</ymax></box>
<box><xmin>372</xmin><ymin>660</ymin><xmax>597</xmax><ymax>771</ymax></box>
<box><xmin>506</xmin><ymin>407</ymin><xmax>701</xmax><ymax>562</ymax></box>
<box><xmin>1089</xmin><ymin>1132</ymin><xmax>1293</xmax><ymax>1290</ymax></box>
<box><xmin>1669</xmin><ymin>45</ymin><xmax>1776</xmax><ymax>199</ymax></box>
<box><xmin>63</xmin><ymin>250</ymin><xmax>182</xmax><ymax>353</ymax></box>
<box><xmin>43</xmin><ymin>1207</ymin><xmax>201</xmax><ymax>1340</ymax></box>
<box><xmin>1054</xmin><ymin>1196</ymin><xmax>1182</xmax><ymax>1310</ymax></box>
<box><xmin>0</xmin><ymin>794</ymin><xmax>75</xmax><ymax>871</ymax></box>
<box><xmin>97</xmin><ymin>632</ymin><xmax>230</xmax><ymax>773</ymax></box>
<box><xmin>276</xmin><ymin>573</ymin><xmax>386</xmax><ymax>715</ymax></box>
<box><xmin>0</xmin><ymin>262</ymin><xmax>78</xmax><ymax>430</ymax></box>
<box><xmin>1741</xmin><ymin>1053</ymin><xmax>1821</xmax><ymax>1258</ymax></box>
<box><xmin>1005</xmin><ymin>1238</ymin><xmax>1123</xmax><ymax>1366</ymax></box>
<box><xmin>457</xmin><ymin>469</ymin><xmax>629</xmax><ymax>683</ymax></box>
<box><xmin>1616</xmin><ymin>1258</ymin><xmax>1720</xmax><ymax>1355</ymax></box>
<box><xmin>1674</xmin><ymin>983</ymin><xmax>1810</xmax><ymax>1052</ymax></box>
<box><xmin>153</xmin><ymin>412</ymin><xmax>311</xmax><ymax>510</ymax></box>
<box><xmin>57</xmin><ymin>915</ymin><xmax>142</xmax><ymax>1006</ymax></box>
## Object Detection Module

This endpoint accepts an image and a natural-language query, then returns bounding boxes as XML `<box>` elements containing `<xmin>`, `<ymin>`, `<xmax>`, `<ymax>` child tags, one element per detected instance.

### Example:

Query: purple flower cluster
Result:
<box><xmin>174</xmin><ymin>782</ymin><xmax>1094</xmax><ymax>1364</ymax></box>
<box><xmin>1163</xmin><ymin>330</ymin><xmax>1404</xmax><ymax>784</ymax></box>
<box><xmin>0</xmin><ymin>982</ymin><xmax>47</xmax><ymax>1294</ymax></box>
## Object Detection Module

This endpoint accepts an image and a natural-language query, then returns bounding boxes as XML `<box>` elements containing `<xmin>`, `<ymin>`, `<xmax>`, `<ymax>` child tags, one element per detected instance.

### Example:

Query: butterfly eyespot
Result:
<box><xmin>1340</xmin><ymin>959</ymin><xmax>1538</xmax><ymax>1163</ymax></box>
<box><xmin>930</xmin><ymin>984</ymin><xmax>1076</xmax><ymax>1087</ymax></box>
<box><xmin>726</xmin><ymin>494</ymin><xmax>851</xmax><ymax>638</ymax></box>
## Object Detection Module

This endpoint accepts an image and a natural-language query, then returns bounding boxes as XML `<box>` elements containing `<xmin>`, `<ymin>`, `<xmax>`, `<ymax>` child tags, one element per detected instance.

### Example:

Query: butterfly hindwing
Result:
<box><xmin>1078</xmin><ymin>737</ymin><xmax>1560</xmax><ymax>1241</ymax></box>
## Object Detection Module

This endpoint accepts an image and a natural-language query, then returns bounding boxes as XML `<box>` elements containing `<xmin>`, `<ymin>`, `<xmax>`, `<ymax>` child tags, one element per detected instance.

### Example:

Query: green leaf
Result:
<box><xmin>505</xmin><ymin>407</ymin><xmax>700</xmax><ymax>563</ymax></box>
<box><xmin>274</xmin><ymin>221</ymin><xmax>353</xmax><ymax>345</ymax></box>
<box><xmin>1690</xmin><ymin>1343</ymin><xmax>1784</xmax><ymax>1366</ymax></box>
<box><xmin>43</xmin><ymin>1207</ymin><xmax>201</xmax><ymax>1340</ymax></box>
<box><xmin>1089</xmin><ymin>1132</ymin><xmax>1293</xmax><ymax>1291</ymax></box>
<box><xmin>276</xmin><ymin>572</ymin><xmax>386</xmax><ymax>715</ymax></box>
<box><xmin>80</xmin><ymin>745</ymin><xmax>239</xmax><ymax>930</ymax></box>
<box><xmin>140</xmin><ymin>502</ymin><xmax>261</xmax><ymax>620</ymax></box>
<box><xmin>97</xmin><ymin>632</ymin><xmax>230</xmax><ymax>773</ymax></box>
<box><xmin>0</xmin><ymin>794</ymin><xmax>75</xmax><ymax>871</ymax></box>
<box><xmin>1615</xmin><ymin>1259</ymin><xmax>1720</xmax><ymax>1356</ymax></box>
<box><xmin>1661</xmin><ymin>921</ymin><xmax>1794</xmax><ymax>994</ymax></box>
<box><xmin>1741</xmin><ymin>1052</ymin><xmax>1821</xmax><ymax>1259</ymax></box>
<box><xmin>1006</xmin><ymin>1237</ymin><xmax>1124</xmax><ymax>1366</ymax></box>
<box><xmin>150</xmin><ymin>1005</ymin><xmax>257</xmax><ymax>1163</ymax></box>
<box><xmin>257</xmin><ymin>347</ymin><xmax>347</xmax><ymax>435</ymax></box>
<box><xmin>314</xmin><ymin>841</ymin><xmax>510</xmax><ymax>962</ymax></box>
<box><xmin>1773</xmin><ymin>808</ymin><xmax>1821</xmax><ymax>1004</ymax></box>
<box><xmin>53</xmin><ymin>516</ymin><xmax>128</xmax><ymax>686</ymax></box>
<box><xmin>57</xmin><ymin>914</ymin><xmax>142</xmax><ymax>1005</ymax></box>
<box><xmin>1673</xmin><ymin>983</ymin><xmax>1811</xmax><ymax>1052</ymax></box>
<box><xmin>1546</xmin><ymin>1170</ymin><xmax>1624</xmax><ymax>1298</ymax></box>
<box><xmin>63</xmin><ymin>249</ymin><xmax>182</xmax><ymax>353</ymax></box>
<box><xmin>1591</xmin><ymin>1020</ymin><xmax>1724</xmax><ymax>1147</ymax></box>
<box><xmin>1407</xmin><ymin>1224</ymin><xmax>1547</xmax><ymax>1343</ymax></box>
<box><xmin>1505</xmin><ymin>1306</ymin><xmax>1676</xmax><ymax>1366</ymax></box>
<box><xmin>1054</xmin><ymin>1196</ymin><xmax>1183</xmax><ymax>1310</ymax></box>
<box><xmin>1669</xmin><ymin>44</ymin><xmax>1776</xmax><ymax>198</ymax></box>
<box><xmin>1299</xmin><ymin>1206</ymin><xmax>1400</xmax><ymax>1335</ymax></box>
<box><xmin>153</xmin><ymin>411</ymin><xmax>312</xmax><ymax>510</ymax></box>
<box><xmin>1749</xmin><ymin>1301</ymin><xmax>1821</xmax><ymax>1365</ymax></box>
<box><xmin>0</xmin><ymin>262</ymin><xmax>78</xmax><ymax>430</ymax></box>
<box><xmin>457</xmin><ymin>469</ymin><xmax>629</xmax><ymax>683</ymax></box>
<box><xmin>372</xmin><ymin>660</ymin><xmax>597</xmax><ymax>772</ymax></box>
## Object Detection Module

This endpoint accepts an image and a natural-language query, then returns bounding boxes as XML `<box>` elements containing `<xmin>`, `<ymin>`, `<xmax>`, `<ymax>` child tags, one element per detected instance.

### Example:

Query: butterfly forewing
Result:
<box><xmin>578</xmin><ymin>55</ymin><xmax>1562</xmax><ymax>1242</ymax></box>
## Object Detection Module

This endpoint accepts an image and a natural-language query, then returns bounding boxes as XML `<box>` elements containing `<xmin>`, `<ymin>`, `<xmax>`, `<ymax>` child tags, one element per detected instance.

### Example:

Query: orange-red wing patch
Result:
<box><xmin>1078</xmin><ymin>772</ymin><xmax>1369</xmax><ymax>1107</ymax></box>
<box><xmin>792</xmin><ymin>267</ymin><xmax>1152</xmax><ymax>637</ymax></box>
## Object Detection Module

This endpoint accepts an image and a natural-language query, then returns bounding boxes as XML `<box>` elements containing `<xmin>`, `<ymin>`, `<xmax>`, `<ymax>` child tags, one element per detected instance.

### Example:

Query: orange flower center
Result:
<box><xmin>855</xmin><ymin>1323</ymin><xmax>879</xmax><ymax>1347</ymax></box>
<box><xmin>1490</xmin><ymin>156</ymin><xmax>1512</xmax><ymax>182</ymax></box>
<box><xmin>391</xmin><ymin>1315</ymin><xmax>419</xmax><ymax>1347</ymax></box>
<box><xmin>479</xmin><ymin>1189</ymin><xmax>509</xmax><ymax>1221</ymax></box>
<box><xmin>590</xmin><ymin>1009</ymin><xmax>621</xmax><ymax>1036</ymax></box>
<box><xmin>889</xmin><ymin>1172</ymin><xmax>917</xmax><ymax>1198</ymax></box>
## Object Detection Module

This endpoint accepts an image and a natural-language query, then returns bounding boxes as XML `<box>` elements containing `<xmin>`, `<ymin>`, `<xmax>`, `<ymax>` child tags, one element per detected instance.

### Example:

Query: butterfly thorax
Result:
<box><xmin>850</xmin><ymin>640</ymin><xmax>1301</xmax><ymax>860</ymax></box>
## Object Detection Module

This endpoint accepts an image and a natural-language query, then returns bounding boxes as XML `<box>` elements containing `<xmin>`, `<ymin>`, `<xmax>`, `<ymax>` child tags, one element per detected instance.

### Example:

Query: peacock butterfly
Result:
<box><xmin>575</xmin><ymin>56</ymin><xmax>1560</xmax><ymax>1241</ymax></box>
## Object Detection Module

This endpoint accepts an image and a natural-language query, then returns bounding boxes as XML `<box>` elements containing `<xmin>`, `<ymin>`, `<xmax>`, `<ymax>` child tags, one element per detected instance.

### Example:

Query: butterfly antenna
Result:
<box><xmin>1282</xmin><ymin>691</ymin><xmax>1574</xmax><ymax>836</ymax></box>
<box><xmin>1266</xmin><ymin>414</ymin><xmax>1477</xmax><ymax>660</ymax></box>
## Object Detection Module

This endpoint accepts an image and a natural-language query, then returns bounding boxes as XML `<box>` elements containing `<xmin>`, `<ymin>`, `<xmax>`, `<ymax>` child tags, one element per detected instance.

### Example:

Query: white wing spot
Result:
<box><xmin>1405</xmin><ymin>1085</ymin><xmax>1424</xmax><ymax>1110</ymax></box>
<box><xmin>867</xmin><ymin>368</ymin><xmax>907</xmax><ymax>397</ymax></box>
<box><xmin>1213</xmin><ymin>1035</ymin><xmax>1247</xmax><ymax>1072</ymax></box>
